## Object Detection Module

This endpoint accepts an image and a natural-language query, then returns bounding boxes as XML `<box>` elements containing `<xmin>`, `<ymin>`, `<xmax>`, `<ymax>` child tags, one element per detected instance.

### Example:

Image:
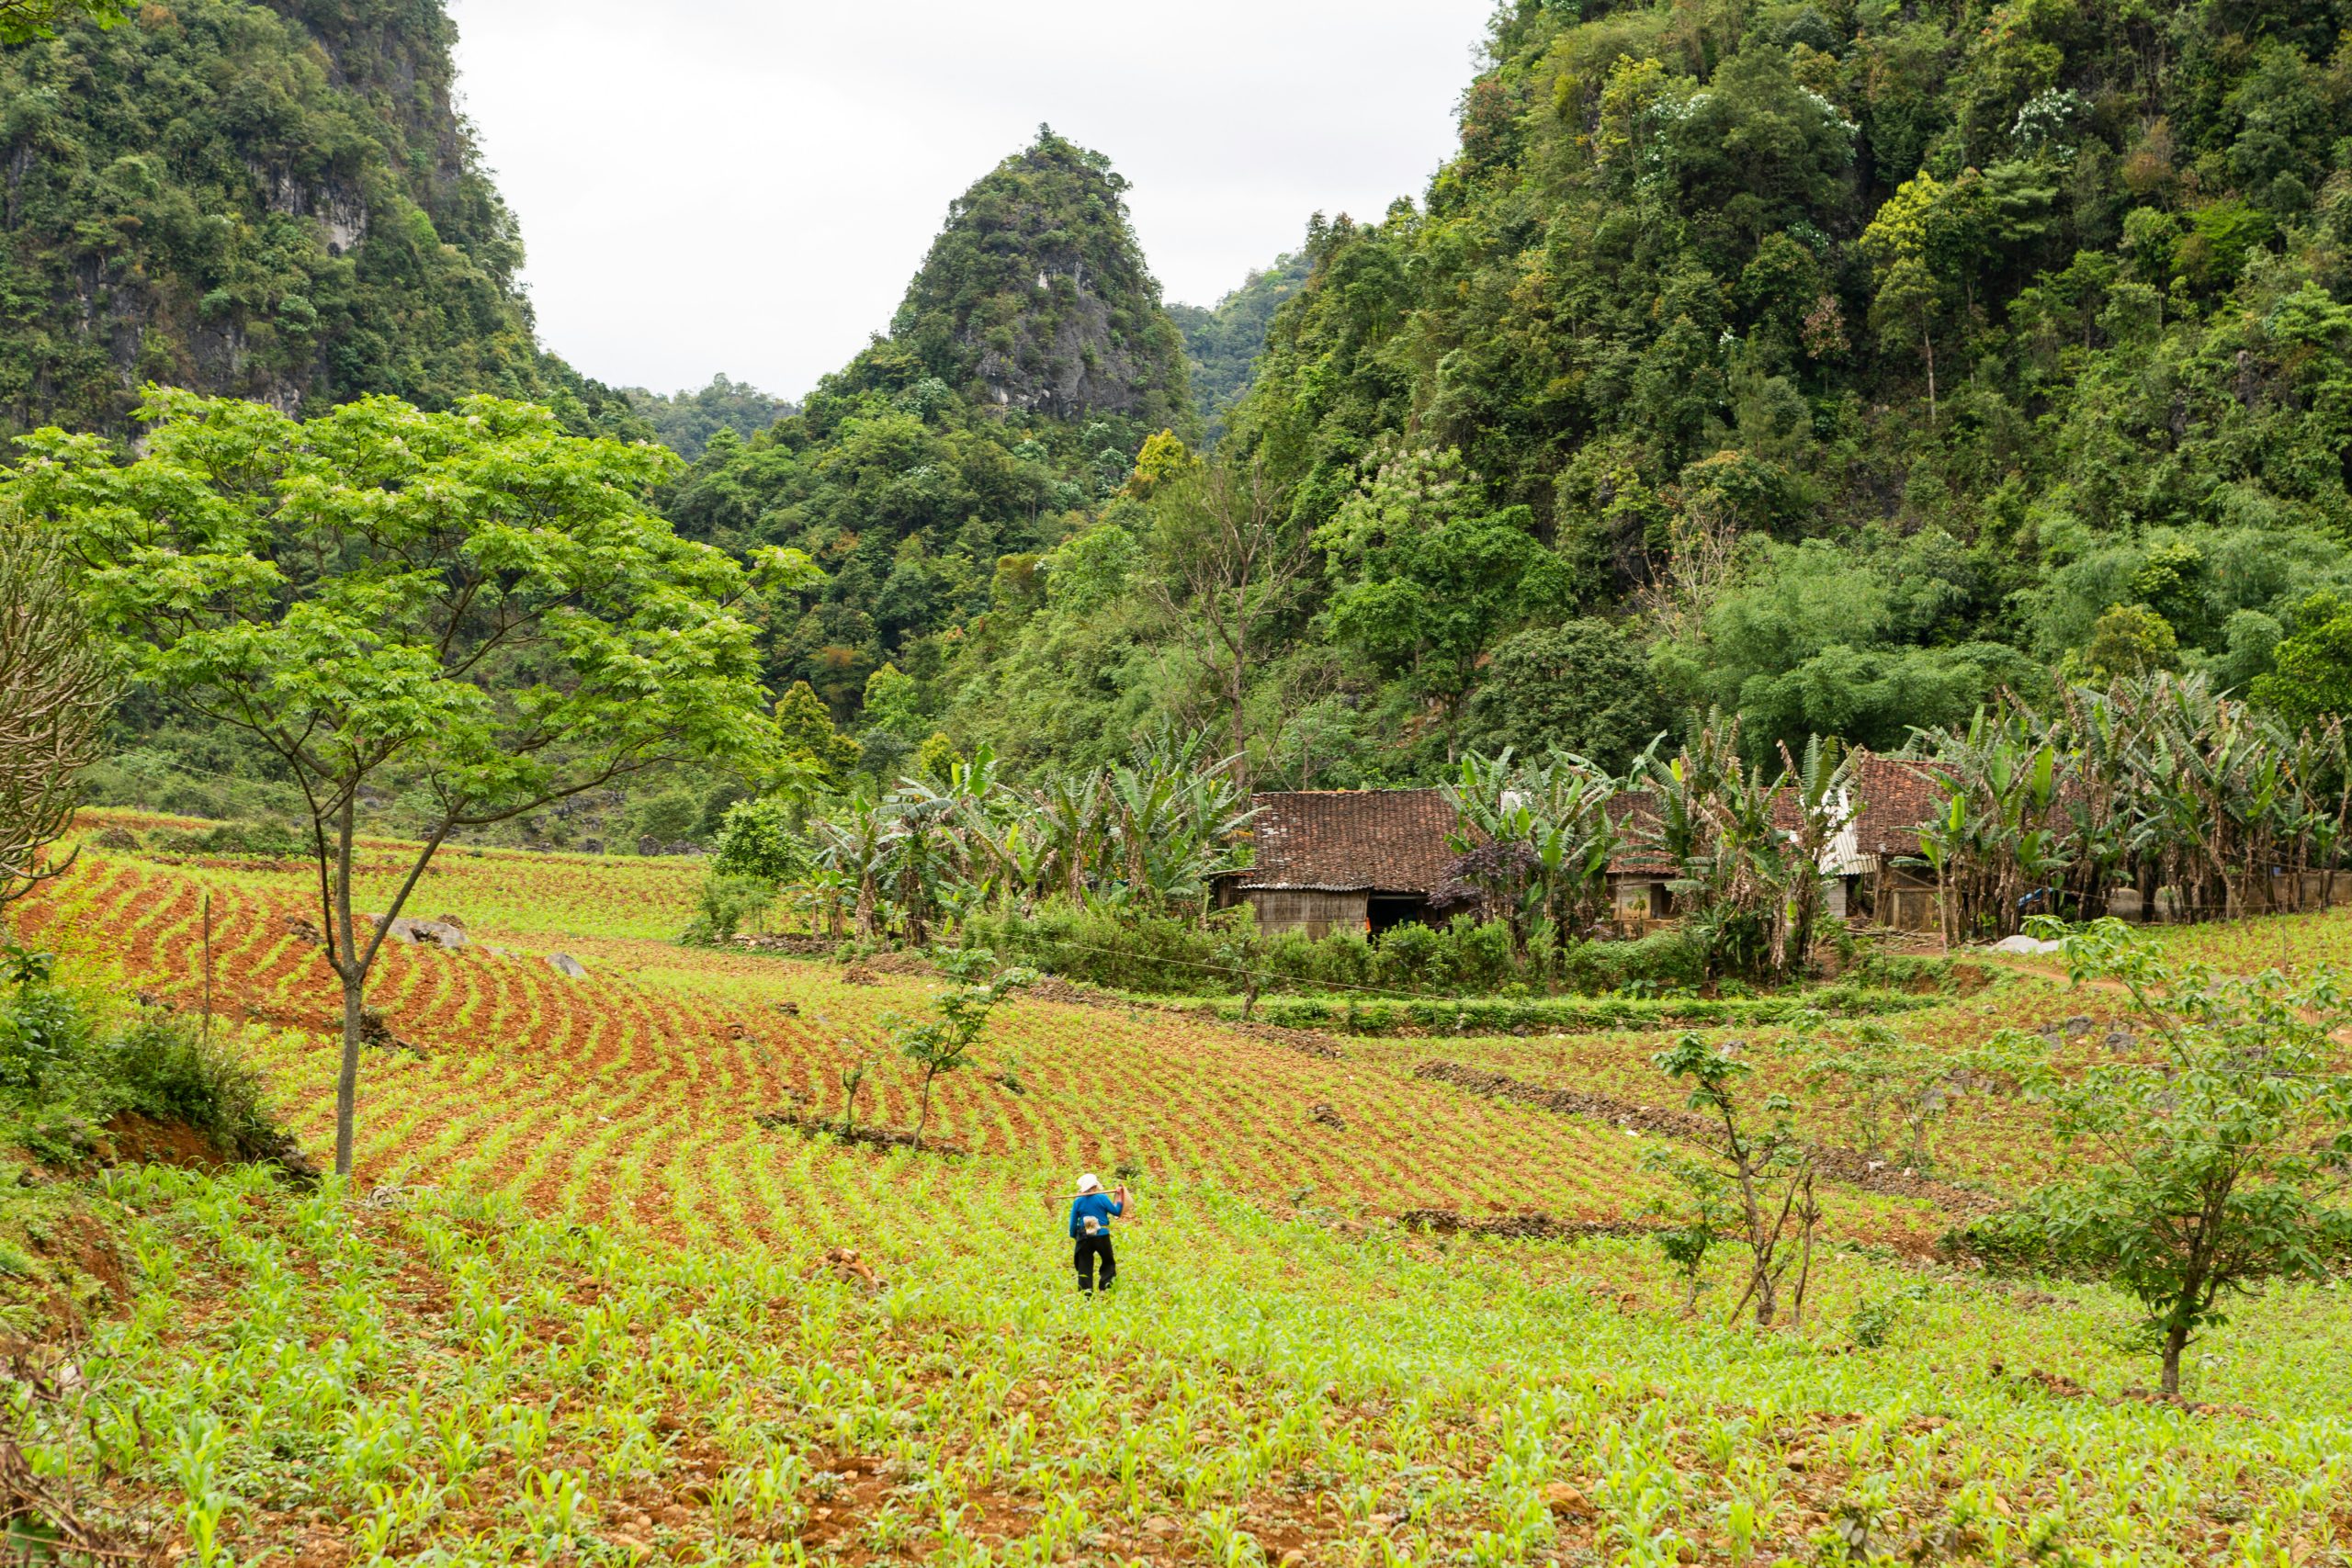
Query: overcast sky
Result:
<box><xmin>443</xmin><ymin>1</ymin><xmax>1494</xmax><ymax>401</ymax></box>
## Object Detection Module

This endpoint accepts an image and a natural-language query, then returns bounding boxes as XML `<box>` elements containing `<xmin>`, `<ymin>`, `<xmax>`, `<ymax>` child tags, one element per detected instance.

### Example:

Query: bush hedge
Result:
<box><xmin>1219</xmin><ymin>986</ymin><xmax>1939</xmax><ymax>1035</ymax></box>
<box><xmin>960</xmin><ymin>901</ymin><xmax>1850</xmax><ymax>1001</ymax></box>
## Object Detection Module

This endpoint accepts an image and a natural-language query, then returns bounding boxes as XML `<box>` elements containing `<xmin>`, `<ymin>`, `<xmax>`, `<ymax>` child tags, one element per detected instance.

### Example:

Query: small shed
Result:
<box><xmin>1219</xmin><ymin>790</ymin><xmax>1462</xmax><ymax>938</ymax></box>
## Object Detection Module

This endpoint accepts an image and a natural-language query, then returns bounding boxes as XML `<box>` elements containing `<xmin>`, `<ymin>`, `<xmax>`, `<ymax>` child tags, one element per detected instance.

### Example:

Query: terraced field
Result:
<box><xmin>11</xmin><ymin>831</ymin><xmax>2352</xmax><ymax>1564</ymax></box>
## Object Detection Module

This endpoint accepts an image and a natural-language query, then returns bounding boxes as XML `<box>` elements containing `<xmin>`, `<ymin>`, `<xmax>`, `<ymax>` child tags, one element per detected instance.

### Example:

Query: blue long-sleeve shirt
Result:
<box><xmin>1068</xmin><ymin>1192</ymin><xmax>1122</xmax><ymax>1238</ymax></box>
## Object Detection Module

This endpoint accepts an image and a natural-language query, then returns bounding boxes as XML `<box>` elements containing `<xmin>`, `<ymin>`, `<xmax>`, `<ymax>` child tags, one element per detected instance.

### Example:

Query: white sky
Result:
<box><xmin>444</xmin><ymin>0</ymin><xmax>1494</xmax><ymax>401</ymax></box>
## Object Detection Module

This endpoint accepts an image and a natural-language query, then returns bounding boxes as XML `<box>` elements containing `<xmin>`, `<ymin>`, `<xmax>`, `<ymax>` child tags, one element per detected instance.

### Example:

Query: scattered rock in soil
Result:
<box><xmin>368</xmin><ymin>913</ymin><xmax>467</xmax><ymax>950</ymax></box>
<box><xmin>2018</xmin><ymin>1369</ymin><xmax>2086</xmax><ymax>1397</ymax></box>
<box><xmin>841</xmin><ymin>963</ymin><xmax>879</xmax><ymax>986</ymax></box>
<box><xmin>546</xmin><ymin>952</ymin><xmax>589</xmax><ymax>979</ymax></box>
<box><xmin>1307</xmin><ymin>1102</ymin><xmax>1346</xmax><ymax>1130</ymax></box>
<box><xmin>1541</xmin><ymin>1482</ymin><xmax>1592</xmax><ymax>1517</ymax></box>
<box><xmin>806</xmin><ymin>1247</ymin><xmax>884</xmax><ymax>1292</ymax></box>
<box><xmin>286</xmin><ymin>915</ymin><xmax>323</xmax><ymax>945</ymax></box>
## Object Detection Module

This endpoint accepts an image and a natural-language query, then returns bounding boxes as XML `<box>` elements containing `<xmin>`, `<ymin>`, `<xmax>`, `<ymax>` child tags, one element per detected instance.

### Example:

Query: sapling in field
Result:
<box><xmin>1799</xmin><ymin>1021</ymin><xmax>1955</xmax><ymax>1172</ymax></box>
<box><xmin>1637</xmin><ymin>1144</ymin><xmax>1737</xmax><ymax>1310</ymax></box>
<box><xmin>880</xmin><ymin>948</ymin><xmax>1037</xmax><ymax>1149</ymax></box>
<box><xmin>836</xmin><ymin>1036</ymin><xmax>884</xmax><ymax>1142</ymax></box>
<box><xmin>1963</xmin><ymin>918</ymin><xmax>2352</xmax><ymax>1395</ymax></box>
<box><xmin>1652</xmin><ymin>1032</ymin><xmax>1816</xmax><ymax>1325</ymax></box>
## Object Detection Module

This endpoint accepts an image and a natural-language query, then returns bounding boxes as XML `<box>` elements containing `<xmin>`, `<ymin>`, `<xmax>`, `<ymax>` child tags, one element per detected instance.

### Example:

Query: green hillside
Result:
<box><xmin>0</xmin><ymin>0</ymin><xmax>639</xmax><ymax>435</ymax></box>
<box><xmin>1170</xmin><ymin>248</ymin><xmax>1308</xmax><ymax>440</ymax></box>
<box><xmin>908</xmin><ymin>0</ymin><xmax>2352</xmax><ymax>782</ymax></box>
<box><xmin>1209</xmin><ymin>0</ymin><xmax>2352</xmax><ymax>766</ymax></box>
<box><xmin>662</xmin><ymin>129</ymin><xmax>1196</xmax><ymax>736</ymax></box>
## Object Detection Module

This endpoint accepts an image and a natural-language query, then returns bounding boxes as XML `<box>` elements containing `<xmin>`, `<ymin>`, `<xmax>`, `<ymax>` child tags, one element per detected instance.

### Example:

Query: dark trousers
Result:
<box><xmin>1073</xmin><ymin>1234</ymin><xmax>1115</xmax><ymax>1292</ymax></box>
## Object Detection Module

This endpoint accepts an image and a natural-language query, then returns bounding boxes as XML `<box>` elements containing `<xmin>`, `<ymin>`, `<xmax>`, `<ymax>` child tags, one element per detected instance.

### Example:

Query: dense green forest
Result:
<box><xmin>17</xmin><ymin>0</ymin><xmax>2352</xmax><ymax>829</ymax></box>
<box><xmin>622</xmin><ymin>374</ymin><xmax>795</xmax><ymax>460</ymax></box>
<box><xmin>930</xmin><ymin>0</ymin><xmax>2352</xmax><ymax>781</ymax></box>
<box><xmin>1169</xmin><ymin>250</ymin><xmax>1309</xmax><ymax>440</ymax></box>
<box><xmin>0</xmin><ymin>0</ymin><xmax>645</xmax><ymax>436</ymax></box>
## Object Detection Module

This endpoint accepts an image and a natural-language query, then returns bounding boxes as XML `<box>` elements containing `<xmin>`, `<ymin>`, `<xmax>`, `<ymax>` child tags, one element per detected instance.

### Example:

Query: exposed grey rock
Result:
<box><xmin>547</xmin><ymin>953</ymin><xmax>588</xmax><ymax>979</ymax></box>
<box><xmin>1989</xmin><ymin>934</ymin><xmax>2062</xmax><ymax>955</ymax></box>
<box><xmin>370</xmin><ymin>915</ymin><xmax>466</xmax><ymax>950</ymax></box>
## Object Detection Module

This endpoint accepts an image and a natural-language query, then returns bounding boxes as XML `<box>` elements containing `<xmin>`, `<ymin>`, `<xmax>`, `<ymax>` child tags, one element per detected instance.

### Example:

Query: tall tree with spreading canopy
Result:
<box><xmin>12</xmin><ymin>390</ymin><xmax>801</xmax><ymax>1175</ymax></box>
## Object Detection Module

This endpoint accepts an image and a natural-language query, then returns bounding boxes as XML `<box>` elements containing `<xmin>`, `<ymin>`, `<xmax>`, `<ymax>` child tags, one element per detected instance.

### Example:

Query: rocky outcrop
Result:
<box><xmin>890</xmin><ymin>129</ymin><xmax>1192</xmax><ymax>432</ymax></box>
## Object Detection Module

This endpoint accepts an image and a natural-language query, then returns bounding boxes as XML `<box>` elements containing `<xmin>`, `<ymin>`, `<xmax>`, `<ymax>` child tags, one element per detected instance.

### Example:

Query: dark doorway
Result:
<box><xmin>1367</xmin><ymin>894</ymin><xmax>1428</xmax><ymax>936</ymax></box>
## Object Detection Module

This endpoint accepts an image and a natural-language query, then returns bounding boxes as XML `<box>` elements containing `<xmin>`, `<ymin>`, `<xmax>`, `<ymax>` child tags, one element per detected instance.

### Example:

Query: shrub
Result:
<box><xmin>109</xmin><ymin>1012</ymin><xmax>282</xmax><ymax>1162</ymax></box>
<box><xmin>628</xmin><ymin>788</ymin><xmax>706</xmax><ymax>849</ymax></box>
<box><xmin>963</xmin><ymin>902</ymin><xmax>1234</xmax><ymax>992</ymax></box>
<box><xmin>145</xmin><ymin>818</ymin><xmax>309</xmax><ymax>860</ymax></box>
<box><xmin>710</xmin><ymin>797</ymin><xmax>805</xmax><ymax>883</ymax></box>
<box><xmin>0</xmin><ymin>951</ymin><xmax>288</xmax><ymax>1165</ymax></box>
<box><xmin>1556</xmin><ymin>930</ymin><xmax>1707</xmax><ymax>993</ymax></box>
<box><xmin>0</xmin><ymin>951</ymin><xmax>94</xmax><ymax>1096</ymax></box>
<box><xmin>682</xmin><ymin>874</ymin><xmax>778</xmax><ymax>944</ymax></box>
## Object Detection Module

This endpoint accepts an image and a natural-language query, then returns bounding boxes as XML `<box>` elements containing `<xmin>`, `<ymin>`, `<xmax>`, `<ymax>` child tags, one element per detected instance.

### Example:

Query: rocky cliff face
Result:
<box><xmin>0</xmin><ymin>0</ymin><xmax>586</xmax><ymax>435</ymax></box>
<box><xmin>890</xmin><ymin>129</ymin><xmax>1191</xmax><ymax>433</ymax></box>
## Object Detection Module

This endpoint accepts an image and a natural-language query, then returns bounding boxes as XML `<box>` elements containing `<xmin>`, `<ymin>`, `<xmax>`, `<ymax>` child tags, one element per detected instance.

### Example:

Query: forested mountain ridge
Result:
<box><xmin>920</xmin><ymin>0</ymin><xmax>2352</xmax><ymax>784</ymax></box>
<box><xmin>892</xmin><ymin>130</ymin><xmax>1193</xmax><ymax>431</ymax></box>
<box><xmin>1189</xmin><ymin>0</ymin><xmax>2352</xmax><ymax>771</ymax></box>
<box><xmin>622</xmin><ymin>375</ymin><xmax>795</xmax><ymax>461</ymax></box>
<box><xmin>0</xmin><ymin>0</ymin><xmax>640</xmax><ymax>435</ymax></box>
<box><xmin>1170</xmin><ymin>249</ymin><xmax>1308</xmax><ymax>440</ymax></box>
<box><xmin>20</xmin><ymin>0</ymin><xmax>2352</xmax><ymax>806</ymax></box>
<box><xmin>662</xmin><ymin>130</ymin><xmax>1197</xmax><ymax>756</ymax></box>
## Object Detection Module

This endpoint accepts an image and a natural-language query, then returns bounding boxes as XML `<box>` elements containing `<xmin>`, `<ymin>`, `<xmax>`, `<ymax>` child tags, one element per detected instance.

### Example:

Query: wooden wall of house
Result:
<box><xmin>1245</xmin><ymin>889</ymin><xmax>1370</xmax><ymax>939</ymax></box>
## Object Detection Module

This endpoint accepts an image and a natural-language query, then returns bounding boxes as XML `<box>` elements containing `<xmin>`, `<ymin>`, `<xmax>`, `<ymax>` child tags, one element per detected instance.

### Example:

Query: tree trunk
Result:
<box><xmin>333</xmin><ymin>796</ymin><xmax>363</xmax><ymax>1177</ymax></box>
<box><xmin>2160</xmin><ymin>1315</ymin><xmax>2190</xmax><ymax>1397</ymax></box>
<box><xmin>334</xmin><ymin>967</ymin><xmax>367</xmax><ymax>1176</ymax></box>
<box><xmin>1751</xmin><ymin>1257</ymin><xmax>1778</xmax><ymax>1325</ymax></box>
<box><xmin>1227</xmin><ymin>644</ymin><xmax>1251</xmax><ymax>795</ymax></box>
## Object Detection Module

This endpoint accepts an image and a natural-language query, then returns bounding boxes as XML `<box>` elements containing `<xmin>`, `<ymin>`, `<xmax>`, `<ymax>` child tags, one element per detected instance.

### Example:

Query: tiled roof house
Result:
<box><xmin>1221</xmin><ymin>754</ymin><xmax>1956</xmax><ymax>937</ymax></box>
<box><xmin>1221</xmin><ymin>790</ymin><xmax>1465</xmax><ymax>937</ymax></box>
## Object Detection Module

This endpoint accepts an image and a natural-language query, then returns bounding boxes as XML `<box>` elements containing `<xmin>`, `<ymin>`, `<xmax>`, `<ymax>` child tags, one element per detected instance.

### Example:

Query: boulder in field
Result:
<box><xmin>547</xmin><ymin>953</ymin><xmax>588</xmax><ymax>979</ymax></box>
<box><xmin>369</xmin><ymin>915</ymin><xmax>467</xmax><ymax>950</ymax></box>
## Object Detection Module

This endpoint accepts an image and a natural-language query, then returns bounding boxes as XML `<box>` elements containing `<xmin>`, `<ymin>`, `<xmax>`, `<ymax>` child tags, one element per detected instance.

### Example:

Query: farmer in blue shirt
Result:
<box><xmin>1067</xmin><ymin>1172</ymin><xmax>1128</xmax><ymax>1294</ymax></box>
